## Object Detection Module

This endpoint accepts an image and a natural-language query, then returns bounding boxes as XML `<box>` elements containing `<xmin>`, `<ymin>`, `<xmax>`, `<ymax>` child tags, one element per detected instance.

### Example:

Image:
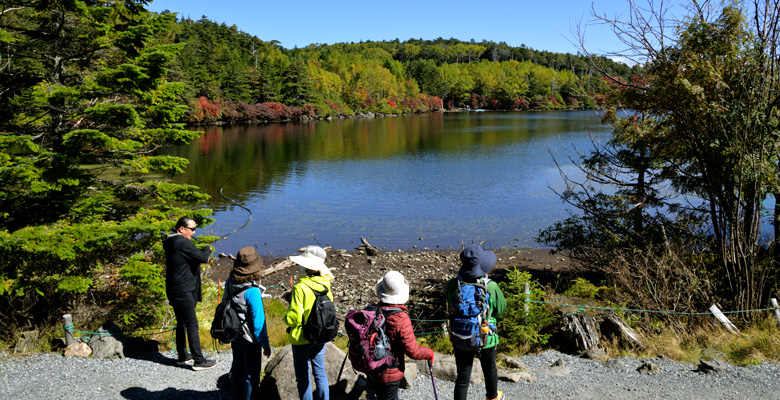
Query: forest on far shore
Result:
<box><xmin>159</xmin><ymin>12</ymin><xmax>641</xmax><ymax>123</ymax></box>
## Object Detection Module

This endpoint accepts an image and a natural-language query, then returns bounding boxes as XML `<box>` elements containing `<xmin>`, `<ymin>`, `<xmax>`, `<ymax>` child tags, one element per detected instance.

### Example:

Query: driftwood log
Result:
<box><xmin>709</xmin><ymin>304</ymin><xmax>740</xmax><ymax>335</ymax></box>
<box><xmin>358</xmin><ymin>237</ymin><xmax>381</xmax><ymax>256</ymax></box>
<box><xmin>770</xmin><ymin>298</ymin><xmax>780</xmax><ymax>329</ymax></box>
<box><xmin>262</xmin><ymin>259</ymin><xmax>295</xmax><ymax>277</ymax></box>
<box><xmin>601</xmin><ymin>312</ymin><xmax>643</xmax><ymax>348</ymax></box>
<box><xmin>262</xmin><ymin>245</ymin><xmax>334</xmax><ymax>277</ymax></box>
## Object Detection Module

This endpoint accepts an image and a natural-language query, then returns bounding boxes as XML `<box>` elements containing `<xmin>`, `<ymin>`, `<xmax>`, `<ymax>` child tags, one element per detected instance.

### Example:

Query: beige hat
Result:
<box><xmin>376</xmin><ymin>271</ymin><xmax>409</xmax><ymax>305</ymax></box>
<box><xmin>290</xmin><ymin>245</ymin><xmax>334</xmax><ymax>279</ymax></box>
<box><xmin>233</xmin><ymin>246</ymin><xmax>263</xmax><ymax>275</ymax></box>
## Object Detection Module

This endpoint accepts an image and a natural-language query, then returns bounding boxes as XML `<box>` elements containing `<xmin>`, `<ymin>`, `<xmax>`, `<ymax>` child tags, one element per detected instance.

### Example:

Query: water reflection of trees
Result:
<box><xmin>159</xmin><ymin>112</ymin><xmax>601</xmax><ymax>206</ymax></box>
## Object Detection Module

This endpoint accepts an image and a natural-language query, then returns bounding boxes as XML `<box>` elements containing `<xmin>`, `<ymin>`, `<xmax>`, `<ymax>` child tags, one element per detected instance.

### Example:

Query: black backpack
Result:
<box><xmin>302</xmin><ymin>286</ymin><xmax>339</xmax><ymax>344</ymax></box>
<box><xmin>211</xmin><ymin>285</ymin><xmax>252</xmax><ymax>344</ymax></box>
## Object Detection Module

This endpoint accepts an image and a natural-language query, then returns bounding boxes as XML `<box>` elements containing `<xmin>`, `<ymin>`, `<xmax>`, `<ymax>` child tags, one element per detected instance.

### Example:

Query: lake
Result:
<box><xmin>159</xmin><ymin>110</ymin><xmax>612</xmax><ymax>257</ymax></box>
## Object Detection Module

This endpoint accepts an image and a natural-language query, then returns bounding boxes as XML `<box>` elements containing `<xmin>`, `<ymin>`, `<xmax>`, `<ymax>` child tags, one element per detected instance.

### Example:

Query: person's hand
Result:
<box><xmin>263</xmin><ymin>347</ymin><xmax>272</xmax><ymax>357</ymax></box>
<box><xmin>428</xmin><ymin>349</ymin><xmax>435</xmax><ymax>365</ymax></box>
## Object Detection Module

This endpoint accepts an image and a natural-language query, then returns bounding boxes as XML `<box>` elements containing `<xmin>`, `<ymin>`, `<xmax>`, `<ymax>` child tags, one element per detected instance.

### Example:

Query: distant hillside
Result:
<box><xmin>157</xmin><ymin>13</ymin><xmax>641</xmax><ymax>122</ymax></box>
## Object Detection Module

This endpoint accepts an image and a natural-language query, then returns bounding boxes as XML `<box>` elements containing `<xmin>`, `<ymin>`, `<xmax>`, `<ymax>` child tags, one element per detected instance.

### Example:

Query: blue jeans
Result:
<box><xmin>291</xmin><ymin>343</ymin><xmax>329</xmax><ymax>400</ymax></box>
<box><xmin>230</xmin><ymin>337</ymin><xmax>263</xmax><ymax>400</ymax></box>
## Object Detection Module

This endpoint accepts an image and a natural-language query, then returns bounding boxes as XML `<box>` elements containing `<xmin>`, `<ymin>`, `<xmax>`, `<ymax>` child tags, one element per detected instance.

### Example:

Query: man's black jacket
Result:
<box><xmin>163</xmin><ymin>234</ymin><xmax>211</xmax><ymax>301</ymax></box>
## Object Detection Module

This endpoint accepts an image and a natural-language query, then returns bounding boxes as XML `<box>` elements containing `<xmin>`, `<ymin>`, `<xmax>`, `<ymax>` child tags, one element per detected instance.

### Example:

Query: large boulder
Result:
<box><xmin>89</xmin><ymin>328</ymin><xmax>124</xmax><ymax>359</ymax></box>
<box><xmin>411</xmin><ymin>353</ymin><xmax>483</xmax><ymax>384</ymax></box>
<box><xmin>260</xmin><ymin>343</ymin><xmax>367</xmax><ymax>400</ymax></box>
<box><xmin>399</xmin><ymin>362</ymin><xmax>418</xmax><ymax>389</ymax></box>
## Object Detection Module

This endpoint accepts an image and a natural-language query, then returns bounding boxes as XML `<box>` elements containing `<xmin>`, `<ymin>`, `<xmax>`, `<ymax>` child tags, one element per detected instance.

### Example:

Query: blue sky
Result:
<box><xmin>146</xmin><ymin>0</ymin><xmax>683</xmax><ymax>55</ymax></box>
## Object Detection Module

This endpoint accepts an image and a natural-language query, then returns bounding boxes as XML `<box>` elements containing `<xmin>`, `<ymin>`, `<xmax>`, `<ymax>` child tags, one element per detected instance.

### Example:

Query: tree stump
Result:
<box><xmin>559</xmin><ymin>313</ymin><xmax>599</xmax><ymax>353</ymax></box>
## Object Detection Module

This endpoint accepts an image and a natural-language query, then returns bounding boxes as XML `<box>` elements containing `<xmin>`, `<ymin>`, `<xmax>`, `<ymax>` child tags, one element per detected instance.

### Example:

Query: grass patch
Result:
<box><xmin>599</xmin><ymin>316</ymin><xmax>780</xmax><ymax>365</ymax></box>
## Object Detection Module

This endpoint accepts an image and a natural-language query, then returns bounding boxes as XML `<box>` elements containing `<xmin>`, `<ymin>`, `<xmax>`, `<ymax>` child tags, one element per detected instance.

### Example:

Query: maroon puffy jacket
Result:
<box><xmin>371</xmin><ymin>304</ymin><xmax>433</xmax><ymax>383</ymax></box>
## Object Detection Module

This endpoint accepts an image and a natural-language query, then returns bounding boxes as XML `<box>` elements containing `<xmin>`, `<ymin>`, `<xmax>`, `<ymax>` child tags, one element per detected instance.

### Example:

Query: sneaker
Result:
<box><xmin>488</xmin><ymin>391</ymin><xmax>505</xmax><ymax>400</ymax></box>
<box><xmin>192</xmin><ymin>359</ymin><xmax>217</xmax><ymax>371</ymax></box>
<box><xmin>176</xmin><ymin>353</ymin><xmax>193</xmax><ymax>366</ymax></box>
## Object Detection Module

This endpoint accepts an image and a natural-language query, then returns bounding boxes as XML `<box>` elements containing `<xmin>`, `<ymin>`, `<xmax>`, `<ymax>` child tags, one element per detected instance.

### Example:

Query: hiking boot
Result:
<box><xmin>488</xmin><ymin>390</ymin><xmax>505</xmax><ymax>400</ymax></box>
<box><xmin>192</xmin><ymin>359</ymin><xmax>217</xmax><ymax>371</ymax></box>
<box><xmin>176</xmin><ymin>353</ymin><xmax>193</xmax><ymax>366</ymax></box>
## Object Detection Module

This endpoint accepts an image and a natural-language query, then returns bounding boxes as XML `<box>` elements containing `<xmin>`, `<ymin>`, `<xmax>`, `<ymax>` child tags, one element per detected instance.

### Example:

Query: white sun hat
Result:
<box><xmin>290</xmin><ymin>245</ymin><xmax>334</xmax><ymax>280</ymax></box>
<box><xmin>376</xmin><ymin>271</ymin><xmax>409</xmax><ymax>305</ymax></box>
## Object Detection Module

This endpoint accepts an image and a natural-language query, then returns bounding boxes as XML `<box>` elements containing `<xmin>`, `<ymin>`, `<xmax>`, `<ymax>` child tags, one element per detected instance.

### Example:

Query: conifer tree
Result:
<box><xmin>0</xmin><ymin>1</ymin><xmax>212</xmax><ymax>332</ymax></box>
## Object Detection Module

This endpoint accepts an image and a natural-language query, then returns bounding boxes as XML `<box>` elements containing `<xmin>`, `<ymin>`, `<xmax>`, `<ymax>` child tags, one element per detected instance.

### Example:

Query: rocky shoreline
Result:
<box><xmin>207</xmin><ymin>246</ymin><xmax>572</xmax><ymax>322</ymax></box>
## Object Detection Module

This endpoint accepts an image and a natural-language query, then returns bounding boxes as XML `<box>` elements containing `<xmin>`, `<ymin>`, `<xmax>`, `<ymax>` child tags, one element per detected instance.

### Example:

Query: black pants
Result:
<box><xmin>371</xmin><ymin>378</ymin><xmax>400</xmax><ymax>400</ymax></box>
<box><xmin>454</xmin><ymin>346</ymin><xmax>498</xmax><ymax>400</ymax></box>
<box><xmin>168</xmin><ymin>290</ymin><xmax>206</xmax><ymax>363</ymax></box>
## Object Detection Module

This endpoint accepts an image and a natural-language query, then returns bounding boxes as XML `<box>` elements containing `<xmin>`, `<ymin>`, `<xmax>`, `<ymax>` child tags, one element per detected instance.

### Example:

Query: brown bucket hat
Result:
<box><xmin>233</xmin><ymin>246</ymin><xmax>263</xmax><ymax>275</ymax></box>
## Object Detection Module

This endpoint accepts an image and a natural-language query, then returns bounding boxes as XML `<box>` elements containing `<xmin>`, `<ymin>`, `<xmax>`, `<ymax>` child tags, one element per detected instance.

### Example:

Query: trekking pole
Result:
<box><xmin>427</xmin><ymin>359</ymin><xmax>439</xmax><ymax>400</ymax></box>
<box><xmin>336</xmin><ymin>353</ymin><xmax>348</xmax><ymax>386</ymax></box>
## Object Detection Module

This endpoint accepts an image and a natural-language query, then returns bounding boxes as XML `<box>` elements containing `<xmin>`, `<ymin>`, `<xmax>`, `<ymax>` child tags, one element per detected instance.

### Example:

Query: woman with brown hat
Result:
<box><xmin>223</xmin><ymin>246</ymin><xmax>272</xmax><ymax>400</ymax></box>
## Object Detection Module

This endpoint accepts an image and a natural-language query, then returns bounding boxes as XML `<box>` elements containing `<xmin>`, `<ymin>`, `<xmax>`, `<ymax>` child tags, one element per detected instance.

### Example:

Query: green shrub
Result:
<box><xmin>117</xmin><ymin>254</ymin><xmax>166</xmax><ymax>327</ymax></box>
<box><xmin>563</xmin><ymin>278</ymin><xmax>608</xmax><ymax>300</ymax></box>
<box><xmin>498</xmin><ymin>269</ymin><xmax>555</xmax><ymax>352</ymax></box>
<box><xmin>418</xmin><ymin>332</ymin><xmax>453</xmax><ymax>355</ymax></box>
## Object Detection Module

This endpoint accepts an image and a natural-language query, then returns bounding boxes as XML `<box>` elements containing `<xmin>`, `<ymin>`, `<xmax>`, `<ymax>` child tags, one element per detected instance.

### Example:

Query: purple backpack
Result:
<box><xmin>345</xmin><ymin>305</ymin><xmax>401</xmax><ymax>374</ymax></box>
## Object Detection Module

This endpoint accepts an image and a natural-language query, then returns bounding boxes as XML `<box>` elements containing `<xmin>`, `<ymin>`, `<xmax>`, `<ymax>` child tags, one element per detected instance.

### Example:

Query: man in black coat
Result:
<box><xmin>163</xmin><ymin>216</ymin><xmax>216</xmax><ymax>370</ymax></box>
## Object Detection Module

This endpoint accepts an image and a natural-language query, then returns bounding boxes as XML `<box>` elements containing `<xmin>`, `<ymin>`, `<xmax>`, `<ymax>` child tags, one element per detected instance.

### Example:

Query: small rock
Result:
<box><xmin>498</xmin><ymin>354</ymin><xmax>527</xmax><ymax>371</ymax></box>
<box><xmin>499</xmin><ymin>371</ymin><xmax>536</xmax><ymax>383</ymax></box>
<box><xmin>637</xmin><ymin>361</ymin><xmax>660</xmax><ymax>374</ymax></box>
<box><xmin>583</xmin><ymin>348</ymin><xmax>608</xmax><ymax>361</ymax></box>
<box><xmin>64</xmin><ymin>342</ymin><xmax>91</xmax><ymax>358</ymax></box>
<box><xmin>695</xmin><ymin>359</ymin><xmax>729</xmax><ymax>374</ymax></box>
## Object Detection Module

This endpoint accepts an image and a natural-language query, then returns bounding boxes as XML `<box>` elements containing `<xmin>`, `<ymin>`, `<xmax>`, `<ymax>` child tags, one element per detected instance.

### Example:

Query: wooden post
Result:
<box><xmin>709</xmin><ymin>304</ymin><xmax>740</xmax><ymax>335</ymax></box>
<box><xmin>62</xmin><ymin>314</ymin><xmax>74</xmax><ymax>346</ymax></box>
<box><xmin>771</xmin><ymin>298</ymin><xmax>780</xmax><ymax>329</ymax></box>
<box><xmin>523</xmin><ymin>283</ymin><xmax>530</xmax><ymax>319</ymax></box>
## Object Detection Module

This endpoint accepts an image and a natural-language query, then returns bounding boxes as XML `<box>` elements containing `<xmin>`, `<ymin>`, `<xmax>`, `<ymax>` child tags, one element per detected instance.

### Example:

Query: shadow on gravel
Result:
<box><xmin>120</xmin><ymin>387</ymin><xmax>229</xmax><ymax>399</ymax></box>
<box><xmin>121</xmin><ymin>374</ymin><xmax>229</xmax><ymax>399</ymax></box>
<box><xmin>122</xmin><ymin>351</ymin><xmax>184</xmax><ymax>367</ymax></box>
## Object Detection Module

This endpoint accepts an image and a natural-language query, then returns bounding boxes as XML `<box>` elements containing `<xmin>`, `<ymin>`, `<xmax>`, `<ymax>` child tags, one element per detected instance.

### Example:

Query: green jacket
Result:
<box><xmin>446</xmin><ymin>277</ymin><xmax>506</xmax><ymax>349</ymax></box>
<box><xmin>284</xmin><ymin>275</ymin><xmax>334</xmax><ymax>345</ymax></box>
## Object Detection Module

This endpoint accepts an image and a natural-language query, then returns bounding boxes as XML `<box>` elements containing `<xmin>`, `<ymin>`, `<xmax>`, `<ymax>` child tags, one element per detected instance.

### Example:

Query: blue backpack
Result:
<box><xmin>449</xmin><ymin>277</ymin><xmax>494</xmax><ymax>350</ymax></box>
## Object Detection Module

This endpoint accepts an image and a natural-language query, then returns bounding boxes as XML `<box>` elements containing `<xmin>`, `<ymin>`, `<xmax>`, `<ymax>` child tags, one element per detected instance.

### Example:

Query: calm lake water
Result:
<box><xmin>159</xmin><ymin>110</ymin><xmax>612</xmax><ymax>257</ymax></box>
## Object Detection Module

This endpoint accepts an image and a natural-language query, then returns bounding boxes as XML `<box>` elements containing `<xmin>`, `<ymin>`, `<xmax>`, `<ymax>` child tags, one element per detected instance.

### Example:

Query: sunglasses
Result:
<box><xmin>184</xmin><ymin>226</ymin><xmax>196</xmax><ymax>232</ymax></box>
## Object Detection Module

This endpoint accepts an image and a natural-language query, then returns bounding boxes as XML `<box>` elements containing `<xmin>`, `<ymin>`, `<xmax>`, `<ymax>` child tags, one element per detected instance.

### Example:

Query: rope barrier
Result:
<box><xmin>525</xmin><ymin>299</ymin><xmax>778</xmax><ymax>316</ymax></box>
<box><xmin>62</xmin><ymin>286</ymin><xmax>780</xmax><ymax>342</ymax></box>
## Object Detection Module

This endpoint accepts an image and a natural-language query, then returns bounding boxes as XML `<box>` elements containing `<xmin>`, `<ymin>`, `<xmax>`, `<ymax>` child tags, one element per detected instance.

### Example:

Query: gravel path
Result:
<box><xmin>1</xmin><ymin>349</ymin><xmax>779</xmax><ymax>399</ymax></box>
